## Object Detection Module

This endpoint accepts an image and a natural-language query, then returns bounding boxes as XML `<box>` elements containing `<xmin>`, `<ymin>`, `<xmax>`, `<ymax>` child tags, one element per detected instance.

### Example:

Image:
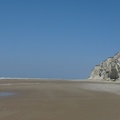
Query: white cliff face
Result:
<box><xmin>89</xmin><ymin>52</ymin><xmax>120</xmax><ymax>81</ymax></box>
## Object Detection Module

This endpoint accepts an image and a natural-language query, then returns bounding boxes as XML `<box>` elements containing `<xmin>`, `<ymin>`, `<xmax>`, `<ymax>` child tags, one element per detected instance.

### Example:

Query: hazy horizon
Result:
<box><xmin>0</xmin><ymin>0</ymin><xmax>120</xmax><ymax>79</ymax></box>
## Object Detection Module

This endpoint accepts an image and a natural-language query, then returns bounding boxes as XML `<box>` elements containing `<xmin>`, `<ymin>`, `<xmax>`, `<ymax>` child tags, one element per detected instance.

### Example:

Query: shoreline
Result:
<box><xmin>0</xmin><ymin>78</ymin><xmax>120</xmax><ymax>84</ymax></box>
<box><xmin>0</xmin><ymin>79</ymin><xmax>120</xmax><ymax>120</ymax></box>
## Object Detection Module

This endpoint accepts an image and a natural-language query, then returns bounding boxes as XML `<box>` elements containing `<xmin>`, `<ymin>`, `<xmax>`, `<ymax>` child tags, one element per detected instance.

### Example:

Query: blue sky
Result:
<box><xmin>0</xmin><ymin>0</ymin><xmax>120</xmax><ymax>79</ymax></box>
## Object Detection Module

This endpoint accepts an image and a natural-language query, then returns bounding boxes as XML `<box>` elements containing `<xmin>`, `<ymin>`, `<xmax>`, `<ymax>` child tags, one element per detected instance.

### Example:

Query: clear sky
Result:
<box><xmin>0</xmin><ymin>0</ymin><xmax>120</xmax><ymax>79</ymax></box>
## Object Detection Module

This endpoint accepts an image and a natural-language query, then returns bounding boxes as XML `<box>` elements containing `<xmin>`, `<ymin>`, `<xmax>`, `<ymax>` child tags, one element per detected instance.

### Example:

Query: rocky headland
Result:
<box><xmin>89</xmin><ymin>52</ymin><xmax>120</xmax><ymax>81</ymax></box>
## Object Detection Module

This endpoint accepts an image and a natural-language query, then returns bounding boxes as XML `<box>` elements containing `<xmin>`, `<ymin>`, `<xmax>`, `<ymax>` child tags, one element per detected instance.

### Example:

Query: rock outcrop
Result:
<box><xmin>89</xmin><ymin>52</ymin><xmax>120</xmax><ymax>81</ymax></box>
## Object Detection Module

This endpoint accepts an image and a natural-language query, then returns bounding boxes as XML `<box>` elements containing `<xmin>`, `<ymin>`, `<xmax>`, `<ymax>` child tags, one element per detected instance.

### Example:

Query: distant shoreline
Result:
<box><xmin>0</xmin><ymin>78</ymin><xmax>120</xmax><ymax>84</ymax></box>
<box><xmin>0</xmin><ymin>77</ymin><xmax>86</xmax><ymax>81</ymax></box>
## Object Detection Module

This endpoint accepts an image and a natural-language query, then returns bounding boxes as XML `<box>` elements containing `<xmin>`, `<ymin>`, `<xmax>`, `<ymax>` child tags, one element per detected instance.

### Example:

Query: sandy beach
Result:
<box><xmin>0</xmin><ymin>79</ymin><xmax>120</xmax><ymax>120</ymax></box>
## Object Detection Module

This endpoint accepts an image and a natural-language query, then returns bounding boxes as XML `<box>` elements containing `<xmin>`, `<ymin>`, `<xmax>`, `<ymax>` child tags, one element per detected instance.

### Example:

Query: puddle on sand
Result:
<box><xmin>0</xmin><ymin>92</ymin><xmax>16</xmax><ymax>97</ymax></box>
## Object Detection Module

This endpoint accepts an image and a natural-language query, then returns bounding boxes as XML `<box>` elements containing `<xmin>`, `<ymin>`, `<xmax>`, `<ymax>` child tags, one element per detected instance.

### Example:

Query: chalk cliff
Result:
<box><xmin>89</xmin><ymin>52</ymin><xmax>120</xmax><ymax>81</ymax></box>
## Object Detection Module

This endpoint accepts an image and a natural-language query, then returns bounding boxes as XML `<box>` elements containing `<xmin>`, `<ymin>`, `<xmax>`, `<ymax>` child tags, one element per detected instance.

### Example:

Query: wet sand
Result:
<box><xmin>0</xmin><ymin>79</ymin><xmax>120</xmax><ymax>120</ymax></box>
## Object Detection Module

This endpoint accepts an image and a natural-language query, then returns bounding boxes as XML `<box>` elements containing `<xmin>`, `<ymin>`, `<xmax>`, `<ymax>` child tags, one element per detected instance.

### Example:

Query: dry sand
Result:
<box><xmin>0</xmin><ymin>79</ymin><xmax>120</xmax><ymax>120</ymax></box>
